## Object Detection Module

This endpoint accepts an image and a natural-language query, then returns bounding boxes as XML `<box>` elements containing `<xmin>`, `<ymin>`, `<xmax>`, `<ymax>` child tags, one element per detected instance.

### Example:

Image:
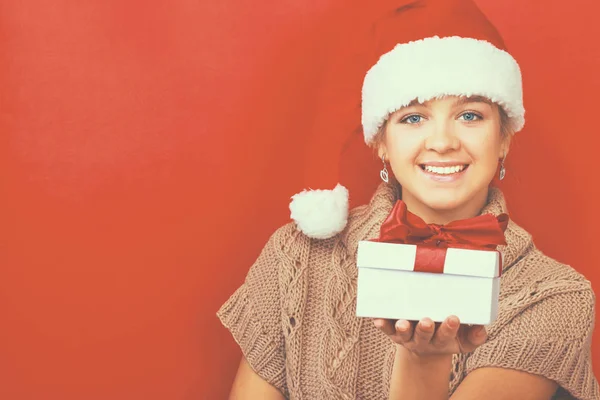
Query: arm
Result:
<box><xmin>380</xmin><ymin>316</ymin><xmax>485</xmax><ymax>400</ymax></box>
<box><xmin>229</xmin><ymin>357</ymin><xmax>286</xmax><ymax>400</ymax></box>
<box><xmin>379</xmin><ymin>317</ymin><xmax>559</xmax><ymax>400</ymax></box>
<box><xmin>389</xmin><ymin>349</ymin><xmax>557</xmax><ymax>400</ymax></box>
<box><xmin>450</xmin><ymin>367</ymin><xmax>557</xmax><ymax>400</ymax></box>
<box><xmin>388</xmin><ymin>345</ymin><xmax>453</xmax><ymax>400</ymax></box>
<box><xmin>379</xmin><ymin>282</ymin><xmax>598</xmax><ymax>400</ymax></box>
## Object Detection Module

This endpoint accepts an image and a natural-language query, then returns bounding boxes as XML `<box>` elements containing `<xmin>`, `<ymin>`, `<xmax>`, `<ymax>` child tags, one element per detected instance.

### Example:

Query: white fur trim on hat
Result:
<box><xmin>361</xmin><ymin>36</ymin><xmax>525</xmax><ymax>144</ymax></box>
<box><xmin>289</xmin><ymin>184</ymin><xmax>349</xmax><ymax>239</ymax></box>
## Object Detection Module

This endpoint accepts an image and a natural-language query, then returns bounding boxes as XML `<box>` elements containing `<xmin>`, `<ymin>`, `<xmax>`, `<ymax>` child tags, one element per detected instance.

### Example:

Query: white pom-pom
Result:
<box><xmin>289</xmin><ymin>184</ymin><xmax>349</xmax><ymax>239</ymax></box>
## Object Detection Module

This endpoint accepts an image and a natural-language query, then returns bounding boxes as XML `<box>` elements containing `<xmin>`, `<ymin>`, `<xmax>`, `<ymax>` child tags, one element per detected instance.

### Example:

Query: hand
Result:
<box><xmin>373</xmin><ymin>316</ymin><xmax>487</xmax><ymax>357</ymax></box>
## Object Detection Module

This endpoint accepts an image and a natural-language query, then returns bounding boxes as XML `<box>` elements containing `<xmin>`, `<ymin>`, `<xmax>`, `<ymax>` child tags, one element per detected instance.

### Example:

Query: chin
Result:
<box><xmin>415</xmin><ymin>189</ymin><xmax>471</xmax><ymax>212</ymax></box>
<box><xmin>423</xmin><ymin>197</ymin><xmax>465</xmax><ymax>212</ymax></box>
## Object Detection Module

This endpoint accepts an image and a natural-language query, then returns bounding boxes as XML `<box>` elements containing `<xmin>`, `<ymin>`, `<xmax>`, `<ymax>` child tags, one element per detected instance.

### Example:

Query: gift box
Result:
<box><xmin>356</xmin><ymin>241</ymin><xmax>502</xmax><ymax>325</ymax></box>
<box><xmin>355</xmin><ymin>200</ymin><xmax>508</xmax><ymax>326</ymax></box>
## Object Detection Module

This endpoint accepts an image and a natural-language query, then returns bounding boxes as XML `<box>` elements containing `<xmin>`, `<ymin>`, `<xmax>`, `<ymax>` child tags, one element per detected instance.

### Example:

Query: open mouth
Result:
<box><xmin>419</xmin><ymin>164</ymin><xmax>469</xmax><ymax>175</ymax></box>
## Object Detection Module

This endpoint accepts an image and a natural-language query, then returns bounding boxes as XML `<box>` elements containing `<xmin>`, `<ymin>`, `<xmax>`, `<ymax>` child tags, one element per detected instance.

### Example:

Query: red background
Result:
<box><xmin>2</xmin><ymin>1</ymin><xmax>599</xmax><ymax>399</ymax></box>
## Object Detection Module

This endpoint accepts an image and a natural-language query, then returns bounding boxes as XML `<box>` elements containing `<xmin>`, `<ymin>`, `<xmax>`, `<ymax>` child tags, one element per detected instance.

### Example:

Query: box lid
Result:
<box><xmin>357</xmin><ymin>240</ymin><xmax>500</xmax><ymax>278</ymax></box>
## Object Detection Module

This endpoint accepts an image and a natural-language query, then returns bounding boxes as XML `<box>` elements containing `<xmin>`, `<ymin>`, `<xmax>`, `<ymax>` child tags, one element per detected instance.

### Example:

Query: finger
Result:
<box><xmin>373</xmin><ymin>318</ymin><xmax>397</xmax><ymax>336</ymax></box>
<box><xmin>433</xmin><ymin>316</ymin><xmax>460</xmax><ymax>346</ymax></box>
<box><xmin>394</xmin><ymin>319</ymin><xmax>414</xmax><ymax>342</ymax></box>
<box><xmin>467</xmin><ymin>325</ymin><xmax>488</xmax><ymax>346</ymax></box>
<box><xmin>412</xmin><ymin>318</ymin><xmax>435</xmax><ymax>346</ymax></box>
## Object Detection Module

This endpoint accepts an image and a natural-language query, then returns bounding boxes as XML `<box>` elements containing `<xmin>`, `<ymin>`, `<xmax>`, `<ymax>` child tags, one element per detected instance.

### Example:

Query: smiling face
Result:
<box><xmin>376</xmin><ymin>95</ymin><xmax>512</xmax><ymax>224</ymax></box>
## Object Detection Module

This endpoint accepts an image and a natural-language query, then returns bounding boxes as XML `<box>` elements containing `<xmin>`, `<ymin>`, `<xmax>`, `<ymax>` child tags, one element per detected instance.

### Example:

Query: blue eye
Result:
<box><xmin>401</xmin><ymin>115</ymin><xmax>423</xmax><ymax>124</ymax></box>
<box><xmin>460</xmin><ymin>112</ymin><xmax>481</xmax><ymax>122</ymax></box>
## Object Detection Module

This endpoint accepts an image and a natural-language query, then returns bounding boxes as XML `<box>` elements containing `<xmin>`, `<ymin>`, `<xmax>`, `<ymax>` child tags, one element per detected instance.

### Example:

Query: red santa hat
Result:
<box><xmin>289</xmin><ymin>0</ymin><xmax>524</xmax><ymax>239</ymax></box>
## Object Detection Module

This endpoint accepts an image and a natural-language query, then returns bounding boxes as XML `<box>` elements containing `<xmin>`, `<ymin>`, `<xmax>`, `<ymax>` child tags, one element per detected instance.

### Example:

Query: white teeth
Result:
<box><xmin>423</xmin><ymin>165</ymin><xmax>465</xmax><ymax>175</ymax></box>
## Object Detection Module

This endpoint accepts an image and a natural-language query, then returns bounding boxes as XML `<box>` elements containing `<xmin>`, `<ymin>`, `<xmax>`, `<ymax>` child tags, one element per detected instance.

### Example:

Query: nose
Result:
<box><xmin>424</xmin><ymin>119</ymin><xmax>460</xmax><ymax>153</ymax></box>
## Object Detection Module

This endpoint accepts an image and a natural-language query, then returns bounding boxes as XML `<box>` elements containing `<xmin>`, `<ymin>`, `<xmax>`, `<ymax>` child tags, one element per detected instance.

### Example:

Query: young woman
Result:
<box><xmin>218</xmin><ymin>1</ymin><xmax>599</xmax><ymax>399</ymax></box>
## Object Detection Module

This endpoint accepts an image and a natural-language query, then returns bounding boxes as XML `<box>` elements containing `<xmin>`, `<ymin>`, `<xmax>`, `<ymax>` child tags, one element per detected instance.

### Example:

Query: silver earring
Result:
<box><xmin>380</xmin><ymin>154</ymin><xmax>389</xmax><ymax>183</ymax></box>
<box><xmin>499</xmin><ymin>155</ymin><xmax>506</xmax><ymax>181</ymax></box>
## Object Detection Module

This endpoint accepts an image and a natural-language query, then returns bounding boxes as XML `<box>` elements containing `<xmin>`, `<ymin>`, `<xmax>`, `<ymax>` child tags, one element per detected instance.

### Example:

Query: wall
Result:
<box><xmin>1</xmin><ymin>1</ymin><xmax>599</xmax><ymax>399</ymax></box>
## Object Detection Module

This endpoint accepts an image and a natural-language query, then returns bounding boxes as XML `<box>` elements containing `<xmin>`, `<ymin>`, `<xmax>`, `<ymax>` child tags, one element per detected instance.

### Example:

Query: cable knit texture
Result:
<box><xmin>217</xmin><ymin>183</ymin><xmax>599</xmax><ymax>400</ymax></box>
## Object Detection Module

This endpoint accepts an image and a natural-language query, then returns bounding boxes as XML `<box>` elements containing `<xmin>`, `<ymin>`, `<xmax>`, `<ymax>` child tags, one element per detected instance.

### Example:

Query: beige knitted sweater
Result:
<box><xmin>218</xmin><ymin>183</ymin><xmax>599</xmax><ymax>400</ymax></box>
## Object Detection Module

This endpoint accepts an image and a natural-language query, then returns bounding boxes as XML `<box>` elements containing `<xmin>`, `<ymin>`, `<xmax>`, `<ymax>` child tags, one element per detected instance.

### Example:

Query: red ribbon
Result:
<box><xmin>375</xmin><ymin>200</ymin><xmax>509</xmax><ymax>275</ymax></box>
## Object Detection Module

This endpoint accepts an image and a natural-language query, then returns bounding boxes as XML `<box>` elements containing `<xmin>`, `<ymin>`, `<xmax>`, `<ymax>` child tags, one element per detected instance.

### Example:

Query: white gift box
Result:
<box><xmin>356</xmin><ymin>240</ymin><xmax>502</xmax><ymax>325</ymax></box>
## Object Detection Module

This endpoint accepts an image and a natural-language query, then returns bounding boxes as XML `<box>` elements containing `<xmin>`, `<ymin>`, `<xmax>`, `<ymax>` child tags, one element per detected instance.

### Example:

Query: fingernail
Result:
<box><xmin>421</xmin><ymin>320</ymin><xmax>432</xmax><ymax>329</ymax></box>
<box><xmin>373</xmin><ymin>319</ymin><xmax>383</xmax><ymax>329</ymax></box>
<box><xmin>448</xmin><ymin>317</ymin><xmax>459</xmax><ymax>328</ymax></box>
<box><xmin>397</xmin><ymin>320</ymin><xmax>410</xmax><ymax>331</ymax></box>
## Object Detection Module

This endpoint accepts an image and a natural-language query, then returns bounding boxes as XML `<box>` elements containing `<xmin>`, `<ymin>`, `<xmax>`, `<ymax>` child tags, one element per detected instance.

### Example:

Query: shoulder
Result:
<box><xmin>500</xmin><ymin>214</ymin><xmax>594</xmax><ymax>305</ymax></box>
<box><xmin>275</xmin><ymin>219</ymin><xmax>339</xmax><ymax>255</ymax></box>
<box><xmin>468</xmin><ymin>247</ymin><xmax>598</xmax><ymax>398</ymax></box>
<box><xmin>261</xmin><ymin>220</ymin><xmax>345</xmax><ymax>281</ymax></box>
<box><xmin>505</xmin><ymin>245</ymin><xmax>593</xmax><ymax>299</ymax></box>
<box><xmin>496</xmin><ymin>245</ymin><xmax>595</xmax><ymax>341</ymax></box>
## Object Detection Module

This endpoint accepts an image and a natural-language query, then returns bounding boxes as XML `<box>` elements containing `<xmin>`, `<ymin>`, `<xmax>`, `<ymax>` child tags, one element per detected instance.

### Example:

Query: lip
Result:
<box><xmin>418</xmin><ymin>164</ymin><xmax>469</xmax><ymax>183</ymax></box>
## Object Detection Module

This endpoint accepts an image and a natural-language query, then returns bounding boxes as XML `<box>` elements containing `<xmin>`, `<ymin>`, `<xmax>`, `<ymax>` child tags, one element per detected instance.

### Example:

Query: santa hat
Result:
<box><xmin>289</xmin><ymin>0</ymin><xmax>524</xmax><ymax>239</ymax></box>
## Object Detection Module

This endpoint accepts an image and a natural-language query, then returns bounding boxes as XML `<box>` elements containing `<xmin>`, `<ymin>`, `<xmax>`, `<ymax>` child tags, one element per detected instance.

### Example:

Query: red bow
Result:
<box><xmin>377</xmin><ymin>200</ymin><xmax>509</xmax><ymax>250</ymax></box>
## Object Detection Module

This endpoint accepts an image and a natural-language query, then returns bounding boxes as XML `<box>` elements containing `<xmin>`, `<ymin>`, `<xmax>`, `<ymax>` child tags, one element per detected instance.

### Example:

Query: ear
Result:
<box><xmin>377</xmin><ymin>141</ymin><xmax>388</xmax><ymax>160</ymax></box>
<box><xmin>499</xmin><ymin>133</ymin><xmax>512</xmax><ymax>159</ymax></box>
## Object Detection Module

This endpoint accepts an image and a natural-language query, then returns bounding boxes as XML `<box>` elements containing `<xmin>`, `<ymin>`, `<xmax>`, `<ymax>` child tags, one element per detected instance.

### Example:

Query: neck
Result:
<box><xmin>400</xmin><ymin>187</ymin><xmax>490</xmax><ymax>225</ymax></box>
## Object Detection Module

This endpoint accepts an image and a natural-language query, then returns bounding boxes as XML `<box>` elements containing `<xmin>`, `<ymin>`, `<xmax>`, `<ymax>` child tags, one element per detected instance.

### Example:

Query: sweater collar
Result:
<box><xmin>346</xmin><ymin>183</ymin><xmax>532</xmax><ymax>273</ymax></box>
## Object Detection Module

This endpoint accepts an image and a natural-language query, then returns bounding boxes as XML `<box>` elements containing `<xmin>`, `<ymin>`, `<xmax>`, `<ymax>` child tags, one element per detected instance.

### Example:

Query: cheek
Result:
<box><xmin>462</xmin><ymin>131</ymin><xmax>501</xmax><ymax>163</ymax></box>
<box><xmin>384</xmin><ymin>128</ymin><xmax>422</xmax><ymax>164</ymax></box>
